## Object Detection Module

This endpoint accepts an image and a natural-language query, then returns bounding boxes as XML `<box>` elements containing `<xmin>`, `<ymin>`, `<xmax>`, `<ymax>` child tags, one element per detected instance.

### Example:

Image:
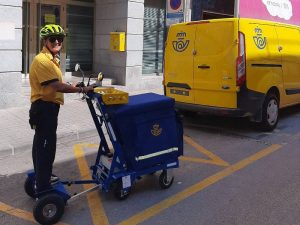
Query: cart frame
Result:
<box><xmin>25</xmin><ymin>90</ymin><xmax>181</xmax><ymax>224</ymax></box>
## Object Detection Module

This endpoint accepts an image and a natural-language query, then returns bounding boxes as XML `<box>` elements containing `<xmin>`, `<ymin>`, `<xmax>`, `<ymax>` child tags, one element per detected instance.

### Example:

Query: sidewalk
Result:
<box><xmin>0</xmin><ymin>77</ymin><xmax>163</xmax><ymax>157</ymax></box>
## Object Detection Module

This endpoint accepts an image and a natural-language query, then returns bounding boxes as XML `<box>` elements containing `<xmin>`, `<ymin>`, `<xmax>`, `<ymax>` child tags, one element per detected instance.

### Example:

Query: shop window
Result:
<box><xmin>143</xmin><ymin>0</ymin><xmax>166</xmax><ymax>75</ymax></box>
<box><xmin>202</xmin><ymin>0</ymin><xmax>235</xmax><ymax>19</ymax></box>
<box><xmin>66</xmin><ymin>5</ymin><xmax>93</xmax><ymax>72</ymax></box>
<box><xmin>192</xmin><ymin>0</ymin><xmax>235</xmax><ymax>20</ymax></box>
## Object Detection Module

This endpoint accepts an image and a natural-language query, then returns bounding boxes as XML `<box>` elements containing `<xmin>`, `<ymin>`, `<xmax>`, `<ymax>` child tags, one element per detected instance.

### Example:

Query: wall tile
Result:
<box><xmin>0</xmin><ymin>6</ymin><xmax>22</xmax><ymax>28</ymax></box>
<box><xmin>0</xmin><ymin>51</ymin><xmax>22</xmax><ymax>71</ymax></box>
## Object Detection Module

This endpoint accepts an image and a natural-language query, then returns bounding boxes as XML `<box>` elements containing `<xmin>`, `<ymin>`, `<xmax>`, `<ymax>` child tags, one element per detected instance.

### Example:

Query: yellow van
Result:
<box><xmin>163</xmin><ymin>18</ymin><xmax>300</xmax><ymax>131</ymax></box>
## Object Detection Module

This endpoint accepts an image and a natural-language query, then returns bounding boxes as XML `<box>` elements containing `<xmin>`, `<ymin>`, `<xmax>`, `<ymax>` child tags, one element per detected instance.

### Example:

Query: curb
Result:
<box><xmin>0</xmin><ymin>128</ymin><xmax>99</xmax><ymax>159</ymax></box>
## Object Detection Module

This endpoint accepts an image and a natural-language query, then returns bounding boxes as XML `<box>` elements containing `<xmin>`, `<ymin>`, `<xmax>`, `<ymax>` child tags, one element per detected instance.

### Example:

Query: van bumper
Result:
<box><xmin>175</xmin><ymin>102</ymin><xmax>247</xmax><ymax>117</ymax></box>
<box><xmin>237</xmin><ymin>87</ymin><xmax>266</xmax><ymax>122</ymax></box>
<box><xmin>174</xmin><ymin>88</ymin><xmax>266</xmax><ymax>121</ymax></box>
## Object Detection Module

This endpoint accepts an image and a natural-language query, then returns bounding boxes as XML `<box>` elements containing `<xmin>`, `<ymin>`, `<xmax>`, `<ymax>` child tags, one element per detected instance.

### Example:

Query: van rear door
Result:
<box><xmin>164</xmin><ymin>24</ymin><xmax>196</xmax><ymax>104</ymax></box>
<box><xmin>193</xmin><ymin>19</ymin><xmax>238</xmax><ymax>108</ymax></box>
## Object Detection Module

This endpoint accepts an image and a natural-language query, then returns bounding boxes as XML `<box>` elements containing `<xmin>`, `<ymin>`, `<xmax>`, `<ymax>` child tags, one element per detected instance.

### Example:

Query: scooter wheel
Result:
<box><xmin>24</xmin><ymin>176</ymin><xmax>35</xmax><ymax>198</ymax></box>
<box><xmin>159</xmin><ymin>170</ymin><xmax>174</xmax><ymax>189</ymax></box>
<box><xmin>33</xmin><ymin>193</ymin><xmax>65</xmax><ymax>225</ymax></box>
<box><xmin>113</xmin><ymin>179</ymin><xmax>130</xmax><ymax>200</ymax></box>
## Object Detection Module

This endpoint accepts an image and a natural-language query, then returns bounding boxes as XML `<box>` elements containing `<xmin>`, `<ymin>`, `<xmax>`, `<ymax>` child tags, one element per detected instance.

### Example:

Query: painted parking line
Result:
<box><xmin>118</xmin><ymin>144</ymin><xmax>282</xmax><ymax>225</ymax></box>
<box><xmin>0</xmin><ymin>143</ymin><xmax>102</xmax><ymax>225</ymax></box>
<box><xmin>73</xmin><ymin>143</ymin><xmax>109</xmax><ymax>225</ymax></box>
<box><xmin>181</xmin><ymin>135</ymin><xmax>230</xmax><ymax>167</ymax></box>
<box><xmin>0</xmin><ymin>201</ymin><xmax>68</xmax><ymax>225</ymax></box>
<box><xmin>0</xmin><ymin>201</ymin><xmax>36</xmax><ymax>224</ymax></box>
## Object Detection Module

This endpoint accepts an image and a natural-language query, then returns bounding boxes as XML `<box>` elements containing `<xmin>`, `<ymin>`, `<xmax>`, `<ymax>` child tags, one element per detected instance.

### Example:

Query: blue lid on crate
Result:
<box><xmin>105</xmin><ymin>93</ymin><xmax>174</xmax><ymax>116</ymax></box>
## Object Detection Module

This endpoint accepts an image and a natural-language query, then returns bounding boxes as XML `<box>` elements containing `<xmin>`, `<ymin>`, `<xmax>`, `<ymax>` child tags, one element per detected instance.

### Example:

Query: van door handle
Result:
<box><xmin>198</xmin><ymin>65</ymin><xmax>210</xmax><ymax>69</ymax></box>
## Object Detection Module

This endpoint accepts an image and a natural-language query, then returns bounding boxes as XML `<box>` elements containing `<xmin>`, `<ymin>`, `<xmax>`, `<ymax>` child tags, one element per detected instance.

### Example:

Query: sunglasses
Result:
<box><xmin>48</xmin><ymin>36</ymin><xmax>64</xmax><ymax>43</ymax></box>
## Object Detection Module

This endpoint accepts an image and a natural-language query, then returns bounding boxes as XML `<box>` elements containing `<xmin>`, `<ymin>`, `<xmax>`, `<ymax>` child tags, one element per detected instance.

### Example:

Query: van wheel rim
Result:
<box><xmin>267</xmin><ymin>99</ymin><xmax>278</xmax><ymax>125</ymax></box>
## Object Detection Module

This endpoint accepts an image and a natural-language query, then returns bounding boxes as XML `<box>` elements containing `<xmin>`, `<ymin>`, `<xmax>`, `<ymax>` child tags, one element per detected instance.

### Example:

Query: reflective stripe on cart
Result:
<box><xmin>135</xmin><ymin>147</ymin><xmax>179</xmax><ymax>161</ymax></box>
<box><xmin>107</xmin><ymin>122</ymin><xmax>117</xmax><ymax>141</ymax></box>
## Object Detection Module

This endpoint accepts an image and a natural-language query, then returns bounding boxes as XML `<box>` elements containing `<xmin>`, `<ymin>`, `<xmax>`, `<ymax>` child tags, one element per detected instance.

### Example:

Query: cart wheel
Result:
<box><xmin>113</xmin><ymin>179</ymin><xmax>130</xmax><ymax>200</ymax></box>
<box><xmin>159</xmin><ymin>170</ymin><xmax>174</xmax><ymax>189</ymax></box>
<box><xmin>24</xmin><ymin>176</ymin><xmax>35</xmax><ymax>198</ymax></box>
<box><xmin>33</xmin><ymin>193</ymin><xmax>65</xmax><ymax>225</ymax></box>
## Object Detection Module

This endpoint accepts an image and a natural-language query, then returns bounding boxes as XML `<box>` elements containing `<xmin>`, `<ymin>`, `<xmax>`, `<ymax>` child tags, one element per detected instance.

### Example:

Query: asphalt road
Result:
<box><xmin>0</xmin><ymin>105</ymin><xmax>300</xmax><ymax>225</ymax></box>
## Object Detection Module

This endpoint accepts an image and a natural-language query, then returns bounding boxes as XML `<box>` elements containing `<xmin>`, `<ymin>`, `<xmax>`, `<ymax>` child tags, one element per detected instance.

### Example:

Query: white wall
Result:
<box><xmin>0</xmin><ymin>0</ymin><xmax>23</xmax><ymax>108</ymax></box>
<box><xmin>125</xmin><ymin>0</ymin><xmax>144</xmax><ymax>87</ymax></box>
<box><xmin>94</xmin><ymin>0</ymin><xmax>128</xmax><ymax>85</ymax></box>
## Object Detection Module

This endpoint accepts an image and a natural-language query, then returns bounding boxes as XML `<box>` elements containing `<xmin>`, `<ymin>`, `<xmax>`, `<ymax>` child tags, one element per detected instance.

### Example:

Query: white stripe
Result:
<box><xmin>135</xmin><ymin>147</ymin><xmax>178</xmax><ymax>161</ymax></box>
<box><xmin>107</xmin><ymin>122</ymin><xmax>116</xmax><ymax>141</ymax></box>
<box><xmin>167</xmin><ymin>162</ymin><xmax>177</xmax><ymax>167</ymax></box>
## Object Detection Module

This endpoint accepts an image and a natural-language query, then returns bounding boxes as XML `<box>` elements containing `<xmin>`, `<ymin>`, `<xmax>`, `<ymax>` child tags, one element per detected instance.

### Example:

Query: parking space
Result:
<box><xmin>1</xmin><ymin>108</ymin><xmax>300</xmax><ymax>224</ymax></box>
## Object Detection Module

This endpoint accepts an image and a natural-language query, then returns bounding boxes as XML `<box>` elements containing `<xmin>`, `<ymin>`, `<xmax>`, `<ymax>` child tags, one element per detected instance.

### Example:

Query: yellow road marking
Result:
<box><xmin>0</xmin><ymin>202</ymin><xmax>36</xmax><ymax>223</ymax></box>
<box><xmin>0</xmin><ymin>202</ymin><xmax>68</xmax><ymax>225</ymax></box>
<box><xmin>118</xmin><ymin>144</ymin><xmax>282</xmax><ymax>225</ymax></box>
<box><xmin>182</xmin><ymin>135</ymin><xmax>230</xmax><ymax>167</ymax></box>
<box><xmin>74</xmin><ymin>143</ymin><xmax>109</xmax><ymax>225</ymax></box>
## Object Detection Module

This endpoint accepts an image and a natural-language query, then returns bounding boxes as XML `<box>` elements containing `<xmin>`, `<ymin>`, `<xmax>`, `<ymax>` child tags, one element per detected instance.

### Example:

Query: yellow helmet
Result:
<box><xmin>40</xmin><ymin>24</ymin><xmax>65</xmax><ymax>39</ymax></box>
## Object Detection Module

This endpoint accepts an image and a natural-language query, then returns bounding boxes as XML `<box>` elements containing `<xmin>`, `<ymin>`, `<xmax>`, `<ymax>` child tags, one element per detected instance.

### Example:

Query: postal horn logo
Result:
<box><xmin>151</xmin><ymin>124</ymin><xmax>162</xmax><ymax>136</ymax></box>
<box><xmin>253</xmin><ymin>27</ymin><xmax>267</xmax><ymax>49</ymax></box>
<box><xmin>173</xmin><ymin>32</ymin><xmax>190</xmax><ymax>52</ymax></box>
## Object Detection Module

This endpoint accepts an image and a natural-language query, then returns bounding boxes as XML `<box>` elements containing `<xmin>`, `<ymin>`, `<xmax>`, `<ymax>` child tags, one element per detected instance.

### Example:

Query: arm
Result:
<box><xmin>49</xmin><ymin>81</ymin><xmax>93</xmax><ymax>93</ymax></box>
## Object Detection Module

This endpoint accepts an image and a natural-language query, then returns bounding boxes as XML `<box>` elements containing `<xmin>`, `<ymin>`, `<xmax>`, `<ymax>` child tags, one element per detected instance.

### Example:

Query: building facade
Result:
<box><xmin>1</xmin><ymin>0</ymin><xmax>181</xmax><ymax>108</ymax></box>
<box><xmin>2</xmin><ymin>0</ymin><xmax>234</xmax><ymax>108</ymax></box>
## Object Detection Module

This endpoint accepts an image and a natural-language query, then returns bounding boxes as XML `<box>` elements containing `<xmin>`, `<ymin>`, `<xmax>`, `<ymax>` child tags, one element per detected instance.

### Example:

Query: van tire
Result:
<box><xmin>259</xmin><ymin>93</ymin><xmax>279</xmax><ymax>131</ymax></box>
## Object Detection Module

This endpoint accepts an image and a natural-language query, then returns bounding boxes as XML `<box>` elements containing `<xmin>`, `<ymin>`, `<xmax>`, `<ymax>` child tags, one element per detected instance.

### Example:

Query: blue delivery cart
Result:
<box><xmin>24</xmin><ymin>88</ymin><xmax>183</xmax><ymax>225</ymax></box>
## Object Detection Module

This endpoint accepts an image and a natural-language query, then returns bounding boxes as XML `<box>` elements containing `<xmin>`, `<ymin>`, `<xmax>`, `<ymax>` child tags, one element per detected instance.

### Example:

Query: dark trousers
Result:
<box><xmin>30</xmin><ymin>100</ymin><xmax>60</xmax><ymax>192</ymax></box>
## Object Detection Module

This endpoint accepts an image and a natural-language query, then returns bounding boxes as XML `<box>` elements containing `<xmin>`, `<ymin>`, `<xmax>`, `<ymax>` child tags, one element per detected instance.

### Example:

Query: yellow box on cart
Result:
<box><xmin>94</xmin><ymin>87</ymin><xmax>128</xmax><ymax>105</ymax></box>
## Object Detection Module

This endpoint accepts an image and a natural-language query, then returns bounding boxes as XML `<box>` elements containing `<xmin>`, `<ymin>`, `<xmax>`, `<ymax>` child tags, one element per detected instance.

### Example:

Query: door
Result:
<box><xmin>37</xmin><ymin>2</ymin><xmax>66</xmax><ymax>73</ymax></box>
<box><xmin>193</xmin><ymin>20</ymin><xmax>238</xmax><ymax>108</ymax></box>
<box><xmin>164</xmin><ymin>24</ymin><xmax>196</xmax><ymax>104</ymax></box>
<box><xmin>23</xmin><ymin>1</ymin><xmax>94</xmax><ymax>76</ymax></box>
<box><xmin>275</xmin><ymin>25</ymin><xmax>300</xmax><ymax>105</ymax></box>
<box><xmin>23</xmin><ymin>1</ymin><xmax>66</xmax><ymax>75</ymax></box>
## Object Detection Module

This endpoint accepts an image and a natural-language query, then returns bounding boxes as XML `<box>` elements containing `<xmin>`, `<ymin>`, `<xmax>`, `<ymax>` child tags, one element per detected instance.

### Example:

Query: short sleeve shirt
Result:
<box><xmin>29</xmin><ymin>47</ymin><xmax>64</xmax><ymax>105</ymax></box>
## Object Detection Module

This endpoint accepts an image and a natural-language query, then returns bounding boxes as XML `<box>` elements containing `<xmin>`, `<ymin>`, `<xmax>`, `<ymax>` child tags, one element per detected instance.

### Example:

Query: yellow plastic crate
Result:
<box><xmin>94</xmin><ymin>87</ymin><xmax>128</xmax><ymax>105</ymax></box>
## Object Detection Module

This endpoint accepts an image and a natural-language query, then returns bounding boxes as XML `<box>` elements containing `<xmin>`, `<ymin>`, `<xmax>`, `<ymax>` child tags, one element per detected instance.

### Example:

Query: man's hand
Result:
<box><xmin>82</xmin><ymin>85</ymin><xmax>94</xmax><ymax>93</ymax></box>
<box><xmin>75</xmin><ymin>81</ymin><xmax>84</xmax><ymax>87</ymax></box>
<box><xmin>50</xmin><ymin>81</ymin><xmax>94</xmax><ymax>93</ymax></box>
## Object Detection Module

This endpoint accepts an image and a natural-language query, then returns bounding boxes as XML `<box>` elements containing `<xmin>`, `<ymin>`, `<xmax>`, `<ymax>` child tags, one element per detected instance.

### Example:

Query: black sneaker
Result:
<box><xmin>50</xmin><ymin>175</ymin><xmax>59</xmax><ymax>184</ymax></box>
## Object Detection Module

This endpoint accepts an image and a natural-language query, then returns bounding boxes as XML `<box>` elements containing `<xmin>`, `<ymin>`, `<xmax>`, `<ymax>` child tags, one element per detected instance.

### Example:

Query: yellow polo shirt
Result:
<box><xmin>29</xmin><ymin>47</ymin><xmax>64</xmax><ymax>105</ymax></box>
